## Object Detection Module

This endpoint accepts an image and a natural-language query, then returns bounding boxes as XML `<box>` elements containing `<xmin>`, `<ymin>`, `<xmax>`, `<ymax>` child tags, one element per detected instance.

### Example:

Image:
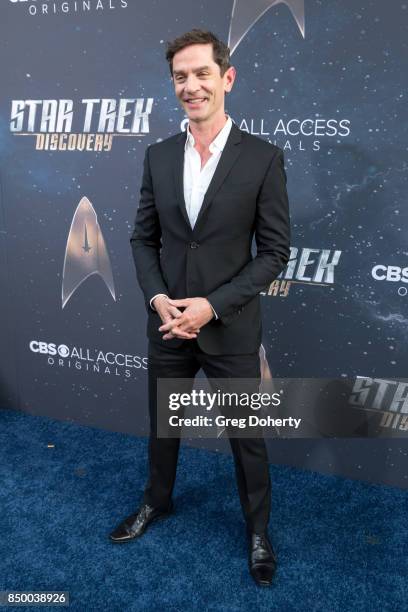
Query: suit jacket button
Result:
<box><xmin>189</xmin><ymin>241</ymin><xmax>199</xmax><ymax>249</ymax></box>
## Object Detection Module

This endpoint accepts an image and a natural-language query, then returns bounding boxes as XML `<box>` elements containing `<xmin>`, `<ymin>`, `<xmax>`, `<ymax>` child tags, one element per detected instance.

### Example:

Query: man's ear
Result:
<box><xmin>224</xmin><ymin>65</ymin><xmax>236</xmax><ymax>93</ymax></box>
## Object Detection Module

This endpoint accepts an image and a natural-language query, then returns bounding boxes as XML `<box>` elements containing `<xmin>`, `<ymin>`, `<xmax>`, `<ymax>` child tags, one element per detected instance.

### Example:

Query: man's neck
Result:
<box><xmin>188</xmin><ymin>112</ymin><xmax>229</xmax><ymax>150</ymax></box>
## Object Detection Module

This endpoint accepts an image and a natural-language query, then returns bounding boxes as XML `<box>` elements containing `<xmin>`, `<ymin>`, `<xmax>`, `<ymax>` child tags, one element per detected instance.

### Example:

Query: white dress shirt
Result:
<box><xmin>150</xmin><ymin>115</ymin><xmax>233</xmax><ymax>319</ymax></box>
<box><xmin>183</xmin><ymin>114</ymin><xmax>232</xmax><ymax>229</ymax></box>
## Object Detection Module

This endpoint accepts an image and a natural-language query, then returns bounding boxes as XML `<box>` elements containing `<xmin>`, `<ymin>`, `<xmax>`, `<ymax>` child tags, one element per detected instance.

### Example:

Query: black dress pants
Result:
<box><xmin>142</xmin><ymin>338</ymin><xmax>271</xmax><ymax>532</ymax></box>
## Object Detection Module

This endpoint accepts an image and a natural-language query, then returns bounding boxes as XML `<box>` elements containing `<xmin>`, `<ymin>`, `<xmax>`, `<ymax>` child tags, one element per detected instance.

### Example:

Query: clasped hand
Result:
<box><xmin>154</xmin><ymin>296</ymin><xmax>214</xmax><ymax>340</ymax></box>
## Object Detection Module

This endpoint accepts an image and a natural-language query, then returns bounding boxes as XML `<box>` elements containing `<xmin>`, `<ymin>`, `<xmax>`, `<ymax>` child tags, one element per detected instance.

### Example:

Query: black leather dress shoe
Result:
<box><xmin>109</xmin><ymin>501</ymin><xmax>173</xmax><ymax>543</ymax></box>
<box><xmin>248</xmin><ymin>531</ymin><xmax>277</xmax><ymax>586</ymax></box>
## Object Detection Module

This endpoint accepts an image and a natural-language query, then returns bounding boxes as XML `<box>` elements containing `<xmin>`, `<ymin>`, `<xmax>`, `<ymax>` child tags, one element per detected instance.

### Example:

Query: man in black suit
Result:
<box><xmin>110</xmin><ymin>29</ymin><xmax>291</xmax><ymax>587</ymax></box>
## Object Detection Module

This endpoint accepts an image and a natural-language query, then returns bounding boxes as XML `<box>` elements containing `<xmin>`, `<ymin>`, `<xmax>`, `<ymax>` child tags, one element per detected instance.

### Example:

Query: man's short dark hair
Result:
<box><xmin>165</xmin><ymin>29</ymin><xmax>231</xmax><ymax>77</ymax></box>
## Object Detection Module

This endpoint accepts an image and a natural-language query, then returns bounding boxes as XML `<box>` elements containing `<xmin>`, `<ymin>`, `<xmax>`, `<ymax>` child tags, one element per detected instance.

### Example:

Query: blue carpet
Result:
<box><xmin>0</xmin><ymin>408</ymin><xmax>406</xmax><ymax>611</ymax></box>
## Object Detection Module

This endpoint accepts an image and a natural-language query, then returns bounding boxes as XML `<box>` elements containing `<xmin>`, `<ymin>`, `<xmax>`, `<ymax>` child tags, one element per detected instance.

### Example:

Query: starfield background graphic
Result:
<box><xmin>0</xmin><ymin>0</ymin><xmax>407</xmax><ymax>485</ymax></box>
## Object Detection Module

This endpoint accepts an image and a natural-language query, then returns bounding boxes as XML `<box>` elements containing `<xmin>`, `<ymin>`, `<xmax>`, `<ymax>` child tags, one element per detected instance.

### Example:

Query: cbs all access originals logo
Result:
<box><xmin>9</xmin><ymin>0</ymin><xmax>128</xmax><ymax>17</ymax></box>
<box><xmin>349</xmin><ymin>377</ymin><xmax>408</xmax><ymax>432</ymax></box>
<box><xmin>29</xmin><ymin>340</ymin><xmax>147</xmax><ymax>379</ymax></box>
<box><xmin>371</xmin><ymin>264</ymin><xmax>408</xmax><ymax>297</ymax></box>
<box><xmin>261</xmin><ymin>246</ymin><xmax>342</xmax><ymax>297</ymax></box>
<box><xmin>10</xmin><ymin>97</ymin><xmax>153</xmax><ymax>151</ymax></box>
<box><xmin>235</xmin><ymin>117</ymin><xmax>351</xmax><ymax>152</ymax></box>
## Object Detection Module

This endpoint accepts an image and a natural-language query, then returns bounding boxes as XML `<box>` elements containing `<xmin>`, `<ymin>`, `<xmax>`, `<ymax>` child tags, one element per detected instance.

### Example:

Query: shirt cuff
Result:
<box><xmin>150</xmin><ymin>294</ymin><xmax>168</xmax><ymax>311</ymax></box>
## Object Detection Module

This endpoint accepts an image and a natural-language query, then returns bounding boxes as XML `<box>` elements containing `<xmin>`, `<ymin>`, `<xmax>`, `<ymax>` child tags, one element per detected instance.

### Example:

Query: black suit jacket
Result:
<box><xmin>130</xmin><ymin>121</ymin><xmax>291</xmax><ymax>355</ymax></box>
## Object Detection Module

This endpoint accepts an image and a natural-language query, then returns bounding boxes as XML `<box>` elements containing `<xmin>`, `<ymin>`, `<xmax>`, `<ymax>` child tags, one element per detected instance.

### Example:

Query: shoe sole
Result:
<box><xmin>109</xmin><ymin>510</ymin><xmax>173</xmax><ymax>543</ymax></box>
<box><xmin>249</xmin><ymin>568</ymin><xmax>274</xmax><ymax>587</ymax></box>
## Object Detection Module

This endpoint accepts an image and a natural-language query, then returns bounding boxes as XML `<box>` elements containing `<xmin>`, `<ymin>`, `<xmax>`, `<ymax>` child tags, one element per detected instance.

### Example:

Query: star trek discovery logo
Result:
<box><xmin>9</xmin><ymin>0</ymin><xmax>128</xmax><ymax>17</ymax></box>
<box><xmin>62</xmin><ymin>196</ymin><xmax>116</xmax><ymax>308</ymax></box>
<box><xmin>228</xmin><ymin>0</ymin><xmax>305</xmax><ymax>55</ymax></box>
<box><xmin>349</xmin><ymin>377</ymin><xmax>408</xmax><ymax>432</ymax></box>
<box><xmin>261</xmin><ymin>247</ymin><xmax>342</xmax><ymax>297</ymax></box>
<box><xmin>10</xmin><ymin>98</ymin><xmax>153</xmax><ymax>151</ymax></box>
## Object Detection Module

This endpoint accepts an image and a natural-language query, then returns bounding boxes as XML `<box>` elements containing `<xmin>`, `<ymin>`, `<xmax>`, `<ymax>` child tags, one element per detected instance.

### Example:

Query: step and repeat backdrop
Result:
<box><xmin>0</xmin><ymin>1</ymin><xmax>407</xmax><ymax>487</ymax></box>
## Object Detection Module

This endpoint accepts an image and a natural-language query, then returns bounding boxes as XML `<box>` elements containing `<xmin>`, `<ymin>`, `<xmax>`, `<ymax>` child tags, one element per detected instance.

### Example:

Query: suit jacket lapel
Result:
<box><xmin>173</xmin><ymin>130</ymin><xmax>191</xmax><ymax>229</ymax></box>
<box><xmin>173</xmin><ymin>122</ymin><xmax>243</xmax><ymax>234</ymax></box>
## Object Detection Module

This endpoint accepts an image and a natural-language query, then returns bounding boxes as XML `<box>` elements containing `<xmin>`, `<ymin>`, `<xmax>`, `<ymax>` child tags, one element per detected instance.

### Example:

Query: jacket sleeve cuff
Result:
<box><xmin>206</xmin><ymin>299</ymin><xmax>218</xmax><ymax>320</ymax></box>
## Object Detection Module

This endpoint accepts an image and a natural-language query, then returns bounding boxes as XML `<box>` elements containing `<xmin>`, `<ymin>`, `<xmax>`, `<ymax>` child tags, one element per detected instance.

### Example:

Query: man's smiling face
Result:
<box><xmin>172</xmin><ymin>43</ymin><xmax>235</xmax><ymax>125</ymax></box>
